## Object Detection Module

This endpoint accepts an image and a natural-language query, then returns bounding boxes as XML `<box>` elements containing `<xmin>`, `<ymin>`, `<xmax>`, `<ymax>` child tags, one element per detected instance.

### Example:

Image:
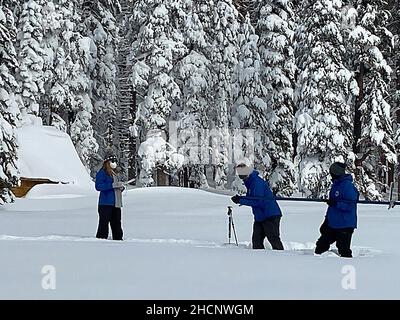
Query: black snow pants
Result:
<box><xmin>315</xmin><ymin>219</ymin><xmax>354</xmax><ymax>258</ymax></box>
<box><xmin>252</xmin><ymin>216</ymin><xmax>284</xmax><ymax>250</ymax></box>
<box><xmin>96</xmin><ymin>205</ymin><xmax>123</xmax><ymax>240</ymax></box>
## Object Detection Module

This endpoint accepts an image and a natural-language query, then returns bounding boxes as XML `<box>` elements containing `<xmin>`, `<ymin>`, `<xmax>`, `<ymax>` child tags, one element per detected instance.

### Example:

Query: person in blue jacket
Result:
<box><xmin>231</xmin><ymin>163</ymin><xmax>284</xmax><ymax>250</ymax></box>
<box><xmin>315</xmin><ymin>162</ymin><xmax>359</xmax><ymax>258</ymax></box>
<box><xmin>95</xmin><ymin>154</ymin><xmax>125</xmax><ymax>240</ymax></box>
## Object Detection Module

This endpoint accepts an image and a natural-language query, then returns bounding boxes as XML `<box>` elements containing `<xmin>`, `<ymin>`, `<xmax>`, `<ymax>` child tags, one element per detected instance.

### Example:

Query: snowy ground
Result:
<box><xmin>1</xmin><ymin>187</ymin><xmax>399</xmax><ymax>299</ymax></box>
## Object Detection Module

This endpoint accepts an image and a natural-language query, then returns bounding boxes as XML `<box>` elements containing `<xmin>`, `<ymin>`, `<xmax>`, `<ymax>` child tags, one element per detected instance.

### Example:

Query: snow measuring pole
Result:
<box><xmin>241</xmin><ymin>183</ymin><xmax>399</xmax><ymax>210</ymax></box>
<box><xmin>227</xmin><ymin>206</ymin><xmax>239</xmax><ymax>246</ymax></box>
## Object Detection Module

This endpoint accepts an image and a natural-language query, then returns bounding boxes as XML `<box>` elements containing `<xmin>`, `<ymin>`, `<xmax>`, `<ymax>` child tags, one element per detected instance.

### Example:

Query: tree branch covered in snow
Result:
<box><xmin>0</xmin><ymin>4</ymin><xmax>21</xmax><ymax>204</ymax></box>
<box><xmin>344</xmin><ymin>0</ymin><xmax>397</xmax><ymax>199</ymax></box>
<box><xmin>295</xmin><ymin>0</ymin><xmax>358</xmax><ymax>197</ymax></box>
<box><xmin>257</xmin><ymin>0</ymin><xmax>296</xmax><ymax>195</ymax></box>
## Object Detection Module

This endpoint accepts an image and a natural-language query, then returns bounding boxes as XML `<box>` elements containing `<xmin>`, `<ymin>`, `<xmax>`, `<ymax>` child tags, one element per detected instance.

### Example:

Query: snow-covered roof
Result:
<box><xmin>16</xmin><ymin>120</ymin><xmax>93</xmax><ymax>186</ymax></box>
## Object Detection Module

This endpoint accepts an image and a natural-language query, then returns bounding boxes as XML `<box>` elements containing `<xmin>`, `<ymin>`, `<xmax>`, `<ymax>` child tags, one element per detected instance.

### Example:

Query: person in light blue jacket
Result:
<box><xmin>231</xmin><ymin>163</ymin><xmax>284</xmax><ymax>250</ymax></box>
<box><xmin>315</xmin><ymin>162</ymin><xmax>359</xmax><ymax>257</ymax></box>
<box><xmin>95</xmin><ymin>154</ymin><xmax>125</xmax><ymax>240</ymax></box>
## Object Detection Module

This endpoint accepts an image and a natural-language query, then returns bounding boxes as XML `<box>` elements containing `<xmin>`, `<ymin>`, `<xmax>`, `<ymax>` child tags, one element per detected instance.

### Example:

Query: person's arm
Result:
<box><xmin>336</xmin><ymin>183</ymin><xmax>358</xmax><ymax>211</ymax></box>
<box><xmin>95</xmin><ymin>171</ymin><xmax>113</xmax><ymax>191</ymax></box>
<box><xmin>239</xmin><ymin>196</ymin><xmax>263</xmax><ymax>207</ymax></box>
<box><xmin>239</xmin><ymin>181</ymin><xmax>269</xmax><ymax>207</ymax></box>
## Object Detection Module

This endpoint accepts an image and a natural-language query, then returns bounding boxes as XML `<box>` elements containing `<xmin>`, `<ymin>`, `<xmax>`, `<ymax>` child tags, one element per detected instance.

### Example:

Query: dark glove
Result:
<box><xmin>326</xmin><ymin>199</ymin><xmax>337</xmax><ymax>207</ymax></box>
<box><xmin>231</xmin><ymin>195</ymin><xmax>241</xmax><ymax>204</ymax></box>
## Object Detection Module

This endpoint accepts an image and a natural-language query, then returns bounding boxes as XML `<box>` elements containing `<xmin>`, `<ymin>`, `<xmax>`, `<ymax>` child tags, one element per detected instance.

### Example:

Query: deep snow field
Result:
<box><xmin>1</xmin><ymin>187</ymin><xmax>399</xmax><ymax>299</ymax></box>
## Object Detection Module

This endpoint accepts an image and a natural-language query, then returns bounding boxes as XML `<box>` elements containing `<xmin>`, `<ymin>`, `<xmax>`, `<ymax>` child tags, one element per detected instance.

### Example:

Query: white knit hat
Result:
<box><xmin>236</xmin><ymin>163</ymin><xmax>253</xmax><ymax>177</ymax></box>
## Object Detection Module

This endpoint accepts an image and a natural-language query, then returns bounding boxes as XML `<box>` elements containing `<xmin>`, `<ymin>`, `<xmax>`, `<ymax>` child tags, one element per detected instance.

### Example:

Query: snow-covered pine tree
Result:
<box><xmin>231</xmin><ymin>13</ymin><xmax>260</xmax><ymax>192</ymax></box>
<box><xmin>38</xmin><ymin>0</ymin><xmax>63</xmax><ymax>125</ymax></box>
<box><xmin>130</xmin><ymin>0</ymin><xmax>187</xmax><ymax>186</ymax></box>
<box><xmin>231</xmin><ymin>14</ymin><xmax>260</xmax><ymax>172</ymax></box>
<box><xmin>387</xmin><ymin>0</ymin><xmax>400</xmax><ymax>154</ymax></box>
<box><xmin>344</xmin><ymin>0</ymin><xmax>397</xmax><ymax>199</ymax></box>
<box><xmin>182</xmin><ymin>0</ymin><xmax>220</xmax><ymax>188</ymax></box>
<box><xmin>70</xmin><ymin>94</ymin><xmax>99</xmax><ymax>173</ymax></box>
<box><xmin>28</xmin><ymin>0</ymin><xmax>84</xmax><ymax>130</ymax></box>
<box><xmin>390</xmin><ymin>1</ymin><xmax>399</xmax><ymax>107</ymax></box>
<box><xmin>175</xmin><ymin>0</ymin><xmax>211</xmax><ymax>188</ymax></box>
<box><xmin>234</xmin><ymin>0</ymin><xmax>261</xmax><ymax>24</ymax></box>
<box><xmin>68</xmin><ymin>33</ymin><xmax>99</xmax><ymax>173</ymax></box>
<box><xmin>386</xmin><ymin>0</ymin><xmax>400</xmax><ymax>193</ymax></box>
<box><xmin>210</xmin><ymin>0</ymin><xmax>239</xmax><ymax>189</ymax></box>
<box><xmin>294</xmin><ymin>0</ymin><xmax>358</xmax><ymax>197</ymax></box>
<box><xmin>16</xmin><ymin>0</ymin><xmax>46</xmax><ymax>118</ymax></box>
<box><xmin>115</xmin><ymin>0</ymin><xmax>136</xmax><ymax>181</ymax></box>
<box><xmin>25</xmin><ymin>0</ymin><xmax>99</xmax><ymax>173</ymax></box>
<box><xmin>257</xmin><ymin>0</ymin><xmax>296</xmax><ymax>195</ymax></box>
<box><xmin>97</xmin><ymin>0</ymin><xmax>121</xmax><ymax>15</ymax></box>
<box><xmin>130</xmin><ymin>0</ymin><xmax>184</xmax><ymax>132</ymax></box>
<box><xmin>0</xmin><ymin>3</ymin><xmax>21</xmax><ymax>204</ymax></box>
<box><xmin>1</xmin><ymin>0</ymin><xmax>20</xmax><ymax>17</ymax></box>
<box><xmin>80</xmin><ymin>0</ymin><xmax>120</xmax><ymax>174</ymax></box>
<box><xmin>193</xmin><ymin>0</ymin><xmax>215</xmax><ymax>42</ymax></box>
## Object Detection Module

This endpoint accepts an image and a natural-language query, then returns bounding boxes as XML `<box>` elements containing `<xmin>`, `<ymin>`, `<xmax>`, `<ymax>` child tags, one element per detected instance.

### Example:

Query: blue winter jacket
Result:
<box><xmin>326</xmin><ymin>174</ymin><xmax>359</xmax><ymax>229</ymax></box>
<box><xmin>95</xmin><ymin>168</ymin><xmax>115</xmax><ymax>206</ymax></box>
<box><xmin>239</xmin><ymin>170</ymin><xmax>282</xmax><ymax>222</ymax></box>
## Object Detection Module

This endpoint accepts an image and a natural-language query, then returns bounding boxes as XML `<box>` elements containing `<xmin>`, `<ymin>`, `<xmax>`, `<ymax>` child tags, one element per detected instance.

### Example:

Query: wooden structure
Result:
<box><xmin>10</xmin><ymin>178</ymin><xmax>59</xmax><ymax>198</ymax></box>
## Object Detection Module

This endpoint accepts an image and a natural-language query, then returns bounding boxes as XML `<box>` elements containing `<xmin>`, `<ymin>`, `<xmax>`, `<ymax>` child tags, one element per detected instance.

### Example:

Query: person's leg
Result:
<box><xmin>315</xmin><ymin>219</ymin><xmax>336</xmax><ymax>254</ymax></box>
<box><xmin>252</xmin><ymin>221</ymin><xmax>266</xmax><ymax>249</ymax></box>
<box><xmin>263</xmin><ymin>217</ymin><xmax>284</xmax><ymax>250</ymax></box>
<box><xmin>96</xmin><ymin>205</ymin><xmax>112</xmax><ymax>239</ymax></box>
<box><xmin>336</xmin><ymin>229</ymin><xmax>354</xmax><ymax>258</ymax></box>
<box><xmin>110</xmin><ymin>207</ymin><xmax>123</xmax><ymax>240</ymax></box>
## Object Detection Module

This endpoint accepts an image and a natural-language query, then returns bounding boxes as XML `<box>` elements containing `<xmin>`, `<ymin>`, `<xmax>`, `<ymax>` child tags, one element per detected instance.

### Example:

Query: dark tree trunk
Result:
<box><xmin>292</xmin><ymin>98</ymin><xmax>298</xmax><ymax>161</ymax></box>
<box><xmin>353</xmin><ymin>63</ymin><xmax>365</xmax><ymax>160</ymax></box>
<box><xmin>156</xmin><ymin>168</ymin><xmax>169</xmax><ymax>186</ymax></box>
<box><xmin>183</xmin><ymin>167</ymin><xmax>190</xmax><ymax>188</ymax></box>
<box><xmin>67</xmin><ymin>111</ymin><xmax>76</xmax><ymax>135</ymax></box>
<box><xmin>128</xmin><ymin>90</ymin><xmax>137</xmax><ymax>182</ymax></box>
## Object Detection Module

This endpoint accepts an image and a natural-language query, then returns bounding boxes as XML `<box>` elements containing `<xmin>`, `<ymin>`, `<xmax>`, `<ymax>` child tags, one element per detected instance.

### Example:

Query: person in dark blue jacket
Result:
<box><xmin>315</xmin><ymin>162</ymin><xmax>359</xmax><ymax>258</ymax></box>
<box><xmin>95</xmin><ymin>154</ymin><xmax>125</xmax><ymax>240</ymax></box>
<box><xmin>231</xmin><ymin>163</ymin><xmax>284</xmax><ymax>250</ymax></box>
